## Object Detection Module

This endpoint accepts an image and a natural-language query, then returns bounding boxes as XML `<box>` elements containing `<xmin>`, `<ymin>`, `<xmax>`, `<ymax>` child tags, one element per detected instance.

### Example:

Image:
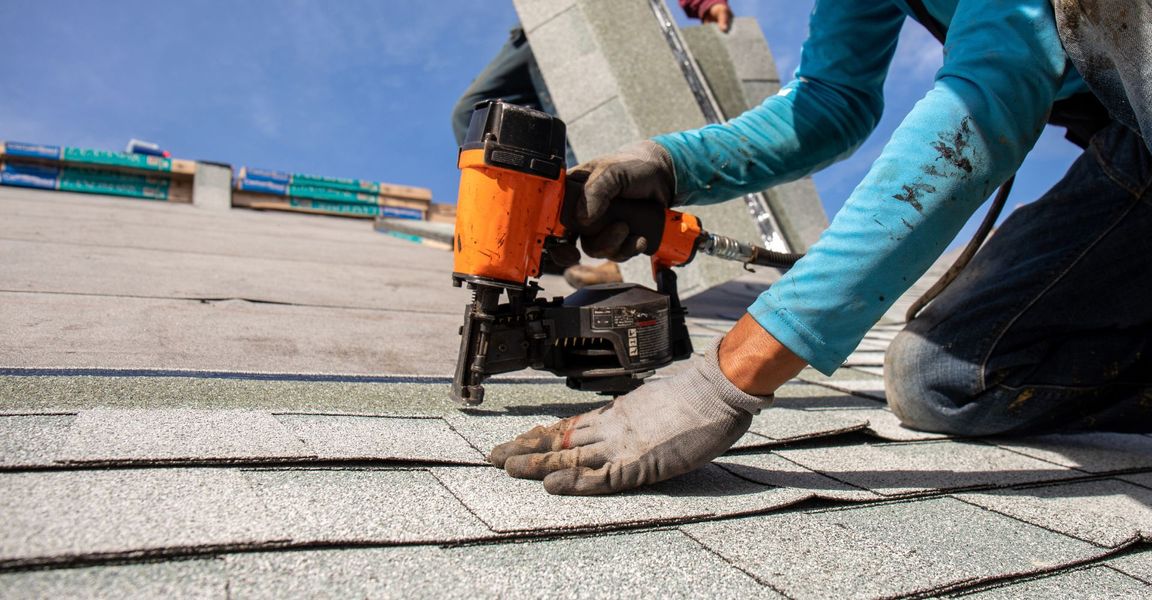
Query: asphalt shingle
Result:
<box><xmin>955</xmin><ymin>479</ymin><xmax>1152</xmax><ymax>547</ymax></box>
<box><xmin>715</xmin><ymin>452</ymin><xmax>879</xmax><ymax>501</ymax></box>
<box><xmin>682</xmin><ymin>497</ymin><xmax>1109</xmax><ymax>599</ymax></box>
<box><xmin>0</xmin><ymin>557</ymin><xmax>227</xmax><ymax>600</ymax></box>
<box><xmin>245</xmin><ymin>468</ymin><xmax>493</xmax><ymax>543</ymax></box>
<box><xmin>1105</xmin><ymin>549</ymin><xmax>1152</xmax><ymax>582</ymax></box>
<box><xmin>768</xmin><ymin>389</ymin><xmax>951</xmax><ymax>442</ymax></box>
<box><xmin>56</xmin><ymin>409</ymin><xmax>311</xmax><ymax>465</ymax></box>
<box><xmin>275</xmin><ymin>413</ymin><xmax>485</xmax><ymax>464</ymax></box>
<box><xmin>737</xmin><ymin>405</ymin><xmax>868</xmax><ymax>448</ymax></box>
<box><xmin>776</xmin><ymin>439</ymin><xmax>1081</xmax><ymax>496</ymax></box>
<box><xmin>0</xmin><ymin>469</ymin><xmax>281</xmax><ymax>566</ymax></box>
<box><xmin>957</xmin><ymin>566</ymin><xmax>1150</xmax><ymax>598</ymax></box>
<box><xmin>0</xmin><ymin>413</ymin><xmax>74</xmax><ymax>467</ymax></box>
<box><xmin>432</xmin><ymin>464</ymin><xmax>807</xmax><ymax>533</ymax></box>
<box><xmin>2</xmin><ymin>292</ymin><xmax>462</xmax><ymax>375</ymax></box>
<box><xmin>224</xmin><ymin>530</ymin><xmax>778</xmax><ymax>599</ymax></box>
<box><xmin>997</xmin><ymin>433</ymin><xmax>1152</xmax><ymax>473</ymax></box>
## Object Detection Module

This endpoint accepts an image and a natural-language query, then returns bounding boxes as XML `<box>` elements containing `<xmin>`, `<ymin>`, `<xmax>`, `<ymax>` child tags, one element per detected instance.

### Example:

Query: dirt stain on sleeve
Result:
<box><xmin>893</xmin><ymin>182</ymin><xmax>936</xmax><ymax>213</ymax></box>
<box><xmin>930</xmin><ymin>117</ymin><xmax>975</xmax><ymax>174</ymax></box>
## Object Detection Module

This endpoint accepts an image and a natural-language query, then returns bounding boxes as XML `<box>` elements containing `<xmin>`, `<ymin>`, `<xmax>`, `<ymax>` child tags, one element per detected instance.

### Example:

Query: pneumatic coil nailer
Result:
<box><xmin>450</xmin><ymin>100</ymin><xmax>799</xmax><ymax>405</ymax></box>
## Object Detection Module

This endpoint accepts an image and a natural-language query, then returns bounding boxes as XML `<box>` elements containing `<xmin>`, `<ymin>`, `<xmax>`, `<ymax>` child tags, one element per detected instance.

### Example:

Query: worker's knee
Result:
<box><xmin>884</xmin><ymin>327</ymin><xmax>996</xmax><ymax>436</ymax></box>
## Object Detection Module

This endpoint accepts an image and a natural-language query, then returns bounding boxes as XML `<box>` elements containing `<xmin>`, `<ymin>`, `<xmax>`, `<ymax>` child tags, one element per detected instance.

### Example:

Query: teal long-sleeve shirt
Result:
<box><xmin>653</xmin><ymin>0</ymin><xmax>1089</xmax><ymax>374</ymax></box>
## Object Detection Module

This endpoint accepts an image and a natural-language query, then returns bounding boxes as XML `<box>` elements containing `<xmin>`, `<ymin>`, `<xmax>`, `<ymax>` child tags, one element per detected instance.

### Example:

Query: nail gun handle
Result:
<box><xmin>560</xmin><ymin>179</ymin><xmax>703</xmax><ymax>271</ymax></box>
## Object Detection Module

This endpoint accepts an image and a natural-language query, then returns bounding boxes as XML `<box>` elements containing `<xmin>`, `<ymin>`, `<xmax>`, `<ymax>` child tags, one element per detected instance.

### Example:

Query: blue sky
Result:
<box><xmin>2</xmin><ymin>1</ymin><xmax>1080</xmax><ymax>249</ymax></box>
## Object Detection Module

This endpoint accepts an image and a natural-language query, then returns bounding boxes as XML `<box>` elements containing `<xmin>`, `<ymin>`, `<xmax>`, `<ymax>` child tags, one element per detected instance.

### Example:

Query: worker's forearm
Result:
<box><xmin>719</xmin><ymin>314</ymin><xmax>806</xmax><ymax>396</ymax></box>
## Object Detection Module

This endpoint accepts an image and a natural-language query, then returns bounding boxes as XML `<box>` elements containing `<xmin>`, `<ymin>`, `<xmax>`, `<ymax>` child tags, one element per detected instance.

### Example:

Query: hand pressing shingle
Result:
<box><xmin>488</xmin><ymin>339</ymin><xmax>772</xmax><ymax>495</ymax></box>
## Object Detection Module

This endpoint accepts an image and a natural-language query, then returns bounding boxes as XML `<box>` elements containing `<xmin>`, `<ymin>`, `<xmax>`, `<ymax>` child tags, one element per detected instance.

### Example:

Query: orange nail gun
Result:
<box><xmin>451</xmin><ymin>100</ymin><xmax>799</xmax><ymax>405</ymax></box>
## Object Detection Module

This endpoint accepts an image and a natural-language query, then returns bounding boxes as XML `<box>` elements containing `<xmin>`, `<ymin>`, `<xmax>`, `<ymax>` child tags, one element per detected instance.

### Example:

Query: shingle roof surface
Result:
<box><xmin>2</xmin><ymin>187</ymin><xmax>1151</xmax><ymax>598</ymax></box>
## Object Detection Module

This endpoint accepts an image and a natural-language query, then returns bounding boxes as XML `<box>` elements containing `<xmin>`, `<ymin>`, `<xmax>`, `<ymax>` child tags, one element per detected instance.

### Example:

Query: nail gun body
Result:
<box><xmin>450</xmin><ymin>100</ymin><xmax>801</xmax><ymax>405</ymax></box>
<box><xmin>451</xmin><ymin>101</ymin><xmax>695</xmax><ymax>405</ymax></box>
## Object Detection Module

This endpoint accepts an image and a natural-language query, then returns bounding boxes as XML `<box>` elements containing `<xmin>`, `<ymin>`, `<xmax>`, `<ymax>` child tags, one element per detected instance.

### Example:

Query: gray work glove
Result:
<box><xmin>568</xmin><ymin>140</ymin><xmax>676</xmax><ymax>262</ymax></box>
<box><xmin>488</xmin><ymin>339</ymin><xmax>772</xmax><ymax>495</ymax></box>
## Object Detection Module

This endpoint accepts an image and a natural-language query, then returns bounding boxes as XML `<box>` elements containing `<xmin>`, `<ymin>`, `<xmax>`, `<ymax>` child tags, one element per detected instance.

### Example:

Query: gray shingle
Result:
<box><xmin>0</xmin><ymin>376</ymin><xmax>588</xmax><ymax>417</ymax></box>
<box><xmin>432</xmin><ymin>464</ymin><xmax>807</xmax><ymax>533</ymax></box>
<box><xmin>1105</xmin><ymin>549</ymin><xmax>1152</xmax><ymax>583</ymax></box>
<box><xmin>740</xmin><ymin>406</ymin><xmax>868</xmax><ymax>447</ymax></box>
<box><xmin>683</xmin><ymin>497</ymin><xmax>1108</xmax><ymax>599</ymax></box>
<box><xmin>842</xmin><ymin>350</ymin><xmax>886</xmax><ymax>367</ymax></box>
<box><xmin>777</xmin><ymin>439</ymin><xmax>1081</xmax><ymax>496</ymax></box>
<box><xmin>0</xmin><ymin>469</ymin><xmax>281</xmax><ymax>565</ymax></box>
<box><xmin>0</xmin><ymin>413</ymin><xmax>74</xmax><ymax>467</ymax></box>
<box><xmin>808</xmin><ymin>378</ymin><xmax>887</xmax><ymax>401</ymax></box>
<box><xmin>1</xmin><ymin>292</ymin><xmax>462</xmax><ymax>375</ymax></box>
<box><xmin>0</xmin><ymin>557</ymin><xmax>226</xmax><ymax>600</ymax></box>
<box><xmin>769</xmin><ymin>389</ymin><xmax>951</xmax><ymax>442</ymax></box>
<box><xmin>245</xmin><ymin>468</ymin><xmax>492</xmax><ymax>543</ymax></box>
<box><xmin>1120</xmin><ymin>471</ymin><xmax>1152</xmax><ymax>489</ymax></box>
<box><xmin>275</xmin><ymin>414</ymin><xmax>484</xmax><ymax>464</ymax></box>
<box><xmin>997</xmin><ymin>433</ymin><xmax>1152</xmax><ymax>473</ymax></box>
<box><xmin>955</xmin><ymin>479</ymin><xmax>1152</xmax><ymax>547</ymax></box>
<box><xmin>957</xmin><ymin>566</ymin><xmax>1150</xmax><ymax>598</ymax></box>
<box><xmin>225</xmin><ymin>529</ymin><xmax>778</xmax><ymax>599</ymax></box>
<box><xmin>715</xmin><ymin>452</ymin><xmax>879</xmax><ymax>501</ymax></box>
<box><xmin>2</xmin><ymin>238</ymin><xmax>458</xmax><ymax>315</ymax></box>
<box><xmin>56</xmin><ymin>409</ymin><xmax>311</xmax><ymax>465</ymax></box>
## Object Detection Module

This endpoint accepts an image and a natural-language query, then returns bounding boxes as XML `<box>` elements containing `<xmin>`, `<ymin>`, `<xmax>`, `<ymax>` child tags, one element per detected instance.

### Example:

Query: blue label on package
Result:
<box><xmin>236</xmin><ymin>178</ymin><xmax>288</xmax><ymax>195</ymax></box>
<box><xmin>382</xmin><ymin>206</ymin><xmax>424</xmax><ymax>220</ymax></box>
<box><xmin>1</xmin><ymin>162</ymin><xmax>60</xmax><ymax>189</ymax></box>
<box><xmin>4</xmin><ymin>141</ymin><xmax>61</xmax><ymax>160</ymax></box>
<box><xmin>241</xmin><ymin>167</ymin><xmax>291</xmax><ymax>184</ymax></box>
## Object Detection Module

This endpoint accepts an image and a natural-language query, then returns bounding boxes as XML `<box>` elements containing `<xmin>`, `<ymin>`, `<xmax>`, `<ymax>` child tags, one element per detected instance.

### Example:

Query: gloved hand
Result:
<box><xmin>567</xmin><ymin>140</ymin><xmax>676</xmax><ymax>262</ymax></box>
<box><xmin>488</xmin><ymin>339</ymin><xmax>773</xmax><ymax>495</ymax></box>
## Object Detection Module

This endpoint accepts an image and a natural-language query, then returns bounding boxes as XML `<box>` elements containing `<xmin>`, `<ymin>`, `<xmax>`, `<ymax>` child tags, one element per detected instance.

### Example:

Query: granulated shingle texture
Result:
<box><xmin>225</xmin><ymin>529</ymin><xmax>779</xmax><ymax>599</ymax></box>
<box><xmin>715</xmin><ymin>452</ymin><xmax>879</xmax><ymax>501</ymax></box>
<box><xmin>955</xmin><ymin>479</ymin><xmax>1152</xmax><ymax>548</ymax></box>
<box><xmin>770</xmin><ymin>389</ymin><xmax>952</xmax><ymax>442</ymax></box>
<box><xmin>244</xmin><ymin>468</ymin><xmax>492</xmax><ymax>543</ymax></box>
<box><xmin>958</xmin><ymin>566</ymin><xmax>1150</xmax><ymax>598</ymax></box>
<box><xmin>777</xmin><ymin>439</ymin><xmax>1081</xmax><ymax>496</ymax></box>
<box><xmin>2</xmin><ymin>292</ymin><xmax>462</xmax><ymax>375</ymax></box>
<box><xmin>57</xmin><ymin>409</ymin><xmax>311</xmax><ymax>464</ymax></box>
<box><xmin>1106</xmin><ymin>549</ymin><xmax>1152</xmax><ymax>582</ymax></box>
<box><xmin>997</xmin><ymin>433</ymin><xmax>1152</xmax><ymax>473</ymax></box>
<box><xmin>275</xmin><ymin>414</ymin><xmax>485</xmax><ymax>464</ymax></box>
<box><xmin>1121</xmin><ymin>471</ymin><xmax>1152</xmax><ymax>489</ymax></box>
<box><xmin>0</xmin><ymin>413</ymin><xmax>74</xmax><ymax>467</ymax></box>
<box><xmin>0</xmin><ymin>557</ymin><xmax>227</xmax><ymax>600</ymax></box>
<box><xmin>0</xmin><ymin>469</ymin><xmax>281</xmax><ymax>565</ymax></box>
<box><xmin>432</xmin><ymin>464</ymin><xmax>806</xmax><ymax>533</ymax></box>
<box><xmin>807</xmin><ymin>378</ymin><xmax>887</xmax><ymax>401</ymax></box>
<box><xmin>739</xmin><ymin>406</ymin><xmax>868</xmax><ymax>447</ymax></box>
<box><xmin>683</xmin><ymin>497</ymin><xmax>1109</xmax><ymax>599</ymax></box>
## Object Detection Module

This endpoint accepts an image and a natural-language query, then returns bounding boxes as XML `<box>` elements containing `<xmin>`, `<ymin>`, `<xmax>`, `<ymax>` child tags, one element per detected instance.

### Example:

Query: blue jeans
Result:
<box><xmin>886</xmin><ymin>122</ymin><xmax>1152</xmax><ymax>435</ymax></box>
<box><xmin>451</xmin><ymin>27</ymin><xmax>554</xmax><ymax>146</ymax></box>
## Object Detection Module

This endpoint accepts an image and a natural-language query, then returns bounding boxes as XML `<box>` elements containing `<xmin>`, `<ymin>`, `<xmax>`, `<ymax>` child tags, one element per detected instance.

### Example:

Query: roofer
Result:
<box><xmin>490</xmin><ymin>0</ymin><xmax>1152</xmax><ymax>495</ymax></box>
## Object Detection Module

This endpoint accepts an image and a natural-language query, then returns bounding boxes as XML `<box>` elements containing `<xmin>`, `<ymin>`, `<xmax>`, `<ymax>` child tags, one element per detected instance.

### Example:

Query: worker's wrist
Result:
<box><xmin>718</xmin><ymin>314</ymin><xmax>808</xmax><ymax>395</ymax></box>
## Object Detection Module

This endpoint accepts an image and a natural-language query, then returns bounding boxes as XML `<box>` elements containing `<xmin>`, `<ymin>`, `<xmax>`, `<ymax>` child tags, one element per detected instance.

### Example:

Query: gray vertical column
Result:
<box><xmin>682</xmin><ymin>18</ymin><xmax>828</xmax><ymax>251</ymax></box>
<box><xmin>515</xmin><ymin>1</ymin><xmax>827</xmax><ymax>298</ymax></box>
<box><xmin>192</xmin><ymin>162</ymin><xmax>233</xmax><ymax>212</ymax></box>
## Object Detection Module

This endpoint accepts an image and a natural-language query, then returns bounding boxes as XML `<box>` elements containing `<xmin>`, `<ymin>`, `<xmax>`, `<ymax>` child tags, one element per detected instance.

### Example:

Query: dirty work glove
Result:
<box><xmin>488</xmin><ymin>339</ymin><xmax>772</xmax><ymax>495</ymax></box>
<box><xmin>568</xmin><ymin>140</ymin><xmax>676</xmax><ymax>262</ymax></box>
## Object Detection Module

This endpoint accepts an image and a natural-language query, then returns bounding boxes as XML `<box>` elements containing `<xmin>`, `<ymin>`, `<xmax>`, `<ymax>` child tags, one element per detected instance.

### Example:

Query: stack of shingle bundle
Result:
<box><xmin>0</xmin><ymin>141</ymin><xmax>195</xmax><ymax>202</ymax></box>
<box><xmin>232</xmin><ymin>167</ymin><xmax>432</xmax><ymax>220</ymax></box>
